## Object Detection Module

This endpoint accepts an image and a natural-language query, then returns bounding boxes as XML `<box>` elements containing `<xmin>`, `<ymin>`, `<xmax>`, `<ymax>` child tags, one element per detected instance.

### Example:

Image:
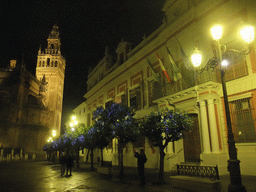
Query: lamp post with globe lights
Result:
<box><xmin>69</xmin><ymin>115</ymin><xmax>78</xmax><ymax>132</ymax></box>
<box><xmin>191</xmin><ymin>25</ymin><xmax>254</xmax><ymax>192</ymax></box>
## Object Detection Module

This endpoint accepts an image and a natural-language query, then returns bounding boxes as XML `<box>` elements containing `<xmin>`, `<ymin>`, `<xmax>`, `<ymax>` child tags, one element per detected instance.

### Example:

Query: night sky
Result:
<box><xmin>0</xmin><ymin>0</ymin><xmax>165</xmax><ymax>127</ymax></box>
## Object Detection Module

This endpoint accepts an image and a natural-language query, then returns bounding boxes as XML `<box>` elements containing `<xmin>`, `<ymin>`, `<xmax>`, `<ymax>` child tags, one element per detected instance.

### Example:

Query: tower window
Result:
<box><xmin>47</xmin><ymin>58</ymin><xmax>50</xmax><ymax>67</ymax></box>
<box><xmin>55</xmin><ymin>61</ymin><xmax>58</xmax><ymax>67</ymax></box>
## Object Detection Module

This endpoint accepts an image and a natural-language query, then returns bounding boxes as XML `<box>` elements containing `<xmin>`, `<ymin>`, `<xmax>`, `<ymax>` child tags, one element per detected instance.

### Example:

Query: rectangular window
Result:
<box><xmin>116</xmin><ymin>94</ymin><xmax>127</xmax><ymax>106</ymax></box>
<box><xmin>107</xmin><ymin>139</ymin><xmax>113</xmax><ymax>149</ymax></box>
<box><xmin>105</xmin><ymin>100</ymin><xmax>113</xmax><ymax>109</ymax></box>
<box><xmin>149</xmin><ymin>80</ymin><xmax>162</xmax><ymax>106</ymax></box>
<box><xmin>229</xmin><ymin>97</ymin><xmax>256</xmax><ymax>143</ymax></box>
<box><xmin>225</xmin><ymin>60</ymin><xmax>248</xmax><ymax>81</ymax></box>
<box><xmin>129</xmin><ymin>87</ymin><xmax>141</xmax><ymax>110</ymax></box>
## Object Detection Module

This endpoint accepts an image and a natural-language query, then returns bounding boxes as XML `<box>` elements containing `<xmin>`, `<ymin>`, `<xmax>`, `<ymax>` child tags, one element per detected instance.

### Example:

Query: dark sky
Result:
<box><xmin>0</xmin><ymin>0</ymin><xmax>165</xmax><ymax>127</ymax></box>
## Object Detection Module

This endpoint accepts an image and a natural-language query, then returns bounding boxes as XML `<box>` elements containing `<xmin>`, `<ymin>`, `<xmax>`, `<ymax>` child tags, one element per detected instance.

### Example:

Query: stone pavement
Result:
<box><xmin>77</xmin><ymin>162</ymin><xmax>256</xmax><ymax>192</ymax></box>
<box><xmin>0</xmin><ymin>161</ymin><xmax>255</xmax><ymax>192</ymax></box>
<box><xmin>0</xmin><ymin>161</ymin><xmax>188</xmax><ymax>192</ymax></box>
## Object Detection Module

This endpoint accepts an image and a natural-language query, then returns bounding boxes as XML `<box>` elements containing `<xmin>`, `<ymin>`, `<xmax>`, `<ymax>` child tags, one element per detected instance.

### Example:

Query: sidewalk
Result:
<box><xmin>75</xmin><ymin>162</ymin><xmax>256</xmax><ymax>192</ymax></box>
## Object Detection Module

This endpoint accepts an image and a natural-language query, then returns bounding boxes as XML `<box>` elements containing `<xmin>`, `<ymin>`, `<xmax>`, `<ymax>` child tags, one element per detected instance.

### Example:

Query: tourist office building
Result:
<box><xmin>73</xmin><ymin>0</ymin><xmax>256</xmax><ymax>175</ymax></box>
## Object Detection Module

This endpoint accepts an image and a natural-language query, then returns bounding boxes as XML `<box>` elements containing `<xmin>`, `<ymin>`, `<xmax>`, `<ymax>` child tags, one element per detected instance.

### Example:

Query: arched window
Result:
<box><xmin>55</xmin><ymin>61</ymin><xmax>58</xmax><ymax>67</ymax></box>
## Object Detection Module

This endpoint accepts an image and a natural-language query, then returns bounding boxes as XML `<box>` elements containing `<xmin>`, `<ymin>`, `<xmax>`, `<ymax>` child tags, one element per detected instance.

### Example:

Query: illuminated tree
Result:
<box><xmin>142</xmin><ymin>109</ymin><xmax>193</xmax><ymax>183</ymax></box>
<box><xmin>93</xmin><ymin>106</ymin><xmax>113</xmax><ymax>166</ymax></box>
<box><xmin>81</xmin><ymin>126</ymin><xmax>98</xmax><ymax>171</ymax></box>
<box><xmin>99</xmin><ymin>103</ymin><xmax>139</xmax><ymax>178</ymax></box>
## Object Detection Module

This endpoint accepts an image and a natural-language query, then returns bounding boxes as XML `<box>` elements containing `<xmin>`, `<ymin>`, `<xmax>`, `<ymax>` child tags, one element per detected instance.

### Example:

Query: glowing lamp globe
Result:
<box><xmin>211</xmin><ymin>25</ymin><xmax>222</xmax><ymax>40</ymax></box>
<box><xmin>191</xmin><ymin>48</ymin><xmax>202</xmax><ymax>67</ymax></box>
<box><xmin>240</xmin><ymin>26</ymin><xmax>254</xmax><ymax>43</ymax></box>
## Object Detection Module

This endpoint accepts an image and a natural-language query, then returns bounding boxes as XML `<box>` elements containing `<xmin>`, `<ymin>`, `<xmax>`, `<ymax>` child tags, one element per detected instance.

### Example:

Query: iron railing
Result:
<box><xmin>177</xmin><ymin>164</ymin><xmax>220</xmax><ymax>181</ymax></box>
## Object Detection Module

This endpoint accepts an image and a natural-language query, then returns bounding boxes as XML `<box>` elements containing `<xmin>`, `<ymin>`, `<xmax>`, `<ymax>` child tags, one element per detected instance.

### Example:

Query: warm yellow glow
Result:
<box><xmin>71</xmin><ymin>115</ymin><xmax>76</xmax><ymax>120</ymax></box>
<box><xmin>71</xmin><ymin>127</ymin><xmax>75</xmax><ymax>131</ymax></box>
<box><xmin>70</xmin><ymin>123</ymin><xmax>73</xmax><ymax>127</ymax></box>
<box><xmin>240</xmin><ymin>26</ymin><xmax>254</xmax><ymax>43</ymax></box>
<box><xmin>221</xmin><ymin>60</ymin><xmax>229</xmax><ymax>67</ymax></box>
<box><xmin>52</xmin><ymin>130</ymin><xmax>56</xmax><ymax>137</ymax></box>
<box><xmin>211</xmin><ymin>25</ymin><xmax>222</xmax><ymax>40</ymax></box>
<box><xmin>74</xmin><ymin>120</ymin><xmax>78</xmax><ymax>125</ymax></box>
<box><xmin>191</xmin><ymin>48</ymin><xmax>202</xmax><ymax>67</ymax></box>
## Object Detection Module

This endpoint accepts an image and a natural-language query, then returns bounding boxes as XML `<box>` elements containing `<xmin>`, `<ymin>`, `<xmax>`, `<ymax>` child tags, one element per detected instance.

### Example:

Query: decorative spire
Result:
<box><xmin>47</xmin><ymin>25</ymin><xmax>61</xmax><ymax>51</ymax></box>
<box><xmin>48</xmin><ymin>25</ymin><xmax>59</xmax><ymax>39</ymax></box>
<box><xmin>38</xmin><ymin>45</ymin><xmax>42</xmax><ymax>54</ymax></box>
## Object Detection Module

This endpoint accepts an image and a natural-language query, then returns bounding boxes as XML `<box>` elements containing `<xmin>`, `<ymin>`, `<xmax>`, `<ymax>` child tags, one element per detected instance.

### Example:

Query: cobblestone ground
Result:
<box><xmin>0</xmin><ymin>161</ymin><xmax>189</xmax><ymax>192</ymax></box>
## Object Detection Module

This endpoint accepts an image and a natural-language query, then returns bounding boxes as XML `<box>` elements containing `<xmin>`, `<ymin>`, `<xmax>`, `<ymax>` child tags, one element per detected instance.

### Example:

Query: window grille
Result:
<box><xmin>229</xmin><ymin>97</ymin><xmax>256</xmax><ymax>143</ymax></box>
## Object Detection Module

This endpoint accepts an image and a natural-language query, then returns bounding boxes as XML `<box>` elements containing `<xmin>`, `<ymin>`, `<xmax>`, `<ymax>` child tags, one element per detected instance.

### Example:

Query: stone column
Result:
<box><xmin>199</xmin><ymin>100</ymin><xmax>211</xmax><ymax>154</ymax></box>
<box><xmin>207</xmin><ymin>99</ymin><xmax>220</xmax><ymax>153</ymax></box>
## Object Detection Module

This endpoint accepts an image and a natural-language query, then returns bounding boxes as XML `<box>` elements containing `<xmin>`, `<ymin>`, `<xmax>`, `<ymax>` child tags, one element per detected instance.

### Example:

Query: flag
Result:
<box><xmin>155</xmin><ymin>52</ymin><xmax>172</xmax><ymax>83</ymax></box>
<box><xmin>165</xmin><ymin>46</ymin><xmax>182</xmax><ymax>81</ymax></box>
<box><xmin>175</xmin><ymin>37</ymin><xmax>194</xmax><ymax>70</ymax></box>
<box><xmin>175</xmin><ymin>37</ymin><xmax>196</xmax><ymax>86</ymax></box>
<box><xmin>147</xmin><ymin>58</ymin><xmax>159</xmax><ymax>82</ymax></box>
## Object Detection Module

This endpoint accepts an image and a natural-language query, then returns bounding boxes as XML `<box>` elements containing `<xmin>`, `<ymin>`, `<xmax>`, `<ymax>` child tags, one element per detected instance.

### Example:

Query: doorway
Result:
<box><xmin>183</xmin><ymin>114</ymin><xmax>201</xmax><ymax>162</ymax></box>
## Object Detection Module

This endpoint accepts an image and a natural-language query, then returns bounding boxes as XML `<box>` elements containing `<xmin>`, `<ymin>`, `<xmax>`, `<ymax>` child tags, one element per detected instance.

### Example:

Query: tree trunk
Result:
<box><xmin>119</xmin><ymin>146</ymin><xmax>124</xmax><ymax>179</ymax></box>
<box><xmin>86</xmin><ymin>149</ymin><xmax>89</xmax><ymax>163</ymax></box>
<box><xmin>76</xmin><ymin>149</ymin><xmax>80</xmax><ymax>168</ymax></box>
<box><xmin>158</xmin><ymin>146</ymin><xmax>165</xmax><ymax>183</ymax></box>
<box><xmin>101</xmin><ymin>148</ymin><xmax>104</xmax><ymax>166</ymax></box>
<box><xmin>90</xmin><ymin>149</ymin><xmax>94</xmax><ymax>171</ymax></box>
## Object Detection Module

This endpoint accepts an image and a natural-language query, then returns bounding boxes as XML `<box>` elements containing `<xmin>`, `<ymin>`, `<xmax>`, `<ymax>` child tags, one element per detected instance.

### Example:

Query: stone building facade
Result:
<box><xmin>74</xmin><ymin>0</ymin><xmax>256</xmax><ymax>175</ymax></box>
<box><xmin>0</xmin><ymin>25</ymin><xmax>65</xmax><ymax>157</ymax></box>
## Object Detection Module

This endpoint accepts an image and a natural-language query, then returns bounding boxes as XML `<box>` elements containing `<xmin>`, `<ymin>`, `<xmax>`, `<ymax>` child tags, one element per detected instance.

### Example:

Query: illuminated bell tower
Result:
<box><xmin>36</xmin><ymin>25</ymin><xmax>66</xmax><ymax>136</ymax></box>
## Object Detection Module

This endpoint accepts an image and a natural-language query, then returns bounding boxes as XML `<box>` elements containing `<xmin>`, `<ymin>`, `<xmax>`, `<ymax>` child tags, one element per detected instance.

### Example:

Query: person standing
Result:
<box><xmin>66</xmin><ymin>155</ymin><xmax>73</xmax><ymax>176</ymax></box>
<box><xmin>60</xmin><ymin>153</ymin><xmax>66</xmax><ymax>176</ymax></box>
<box><xmin>135</xmin><ymin>149</ymin><xmax>147</xmax><ymax>186</ymax></box>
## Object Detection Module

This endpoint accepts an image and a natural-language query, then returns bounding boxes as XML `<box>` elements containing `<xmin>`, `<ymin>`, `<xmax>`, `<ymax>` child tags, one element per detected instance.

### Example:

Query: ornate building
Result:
<box><xmin>74</xmin><ymin>0</ymin><xmax>256</xmax><ymax>176</ymax></box>
<box><xmin>0</xmin><ymin>25</ymin><xmax>65</xmax><ymax>158</ymax></box>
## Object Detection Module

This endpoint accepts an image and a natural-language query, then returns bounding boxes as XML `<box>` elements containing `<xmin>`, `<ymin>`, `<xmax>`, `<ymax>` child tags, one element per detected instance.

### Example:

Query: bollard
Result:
<box><xmin>32</xmin><ymin>153</ymin><xmax>36</xmax><ymax>160</ymax></box>
<box><xmin>0</xmin><ymin>149</ymin><xmax>3</xmax><ymax>156</ymax></box>
<box><xmin>25</xmin><ymin>154</ymin><xmax>28</xmax><ymax>160</ymax></box>
<box><xmin>11</xmin><ymin>149</ymin><xmax>14</xmax><ymax>161</ymax></box>
<box><xmin>20</xmin><ymin>150</ymin><xmax>23</xmax><ymax>160</ymax></box>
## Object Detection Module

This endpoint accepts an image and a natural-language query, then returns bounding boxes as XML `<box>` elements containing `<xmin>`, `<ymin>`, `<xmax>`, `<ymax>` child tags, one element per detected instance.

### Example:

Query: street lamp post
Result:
<box><xmin>191</xmin><ymin>25</ymin><xmax>254</xmax><ymax>192</ymax></box>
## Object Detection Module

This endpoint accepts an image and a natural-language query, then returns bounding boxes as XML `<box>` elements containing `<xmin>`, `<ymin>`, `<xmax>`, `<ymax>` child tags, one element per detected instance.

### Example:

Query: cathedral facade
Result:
<box><xmin>0</xmin><ymin>25</ymin><xmax>65</xmax><ymax>158</ymax></box>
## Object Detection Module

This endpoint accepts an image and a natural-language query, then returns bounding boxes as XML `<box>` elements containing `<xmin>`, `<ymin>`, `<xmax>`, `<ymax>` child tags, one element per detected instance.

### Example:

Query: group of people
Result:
<box><xmin>59</xmin><ymin>149</ymin><xmax>147</xmax><ymax>185</ymax></box>
<box><xmin>60</xmin><ymin>154</ymin><xmax>74</xmax><ymax>176</ymax></box>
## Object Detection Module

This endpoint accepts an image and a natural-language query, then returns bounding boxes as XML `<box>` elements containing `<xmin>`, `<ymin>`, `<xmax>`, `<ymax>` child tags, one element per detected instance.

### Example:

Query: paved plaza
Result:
<box><xmin>0</xmin><ymin>161</ymin><xmax>188</xmax><ymax>192</ymax></box>
<box><xmin>0</xmin><ymin>161</ymin><xmax>255</xmax><ymax>192</ymax></box>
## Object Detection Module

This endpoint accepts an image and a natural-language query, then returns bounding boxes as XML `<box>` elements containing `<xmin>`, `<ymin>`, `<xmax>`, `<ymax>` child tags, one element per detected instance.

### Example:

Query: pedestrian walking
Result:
<box><xmin>60</xmin><ymin>154</ymin><xmax>66</xmax><ymax>176</ymax></box>
<box><xmin>66</xmin><ymin>155</ymin><xmax>74</xmax><ymax>176</ymax></box>
<box><xmin>135</xmin><ymin>149</ymin><xmax>147</xmax><ymax>186</ymax></box>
